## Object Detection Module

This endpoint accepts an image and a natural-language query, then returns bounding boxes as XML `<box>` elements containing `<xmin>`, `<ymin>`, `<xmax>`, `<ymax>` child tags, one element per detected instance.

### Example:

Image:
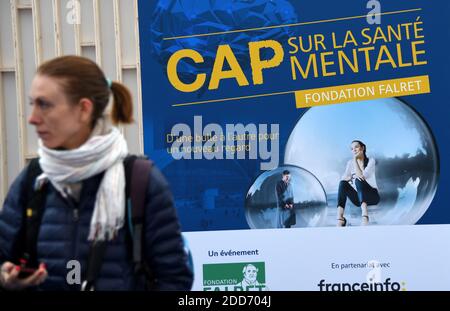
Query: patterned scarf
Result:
<box><xmin>37</xmin><ymin>118</ymin><xmax>128</xmax><ymax>241</ymax></box>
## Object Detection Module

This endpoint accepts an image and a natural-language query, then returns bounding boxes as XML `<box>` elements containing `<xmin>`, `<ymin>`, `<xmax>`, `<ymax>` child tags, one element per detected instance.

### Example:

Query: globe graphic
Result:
<box><xmin>150</xmin><ymin>0</ymin><xmax>298</xmax><ymax>93</ymax></box>
<box><xmin>245</xmin><ymin>165</ymin><xmax>328</xmax><ymax>229</ymax></box>
<box><xmin>284</xmin><ymin>98</ymin><xmax>439</xmax><ymax>226</ymax></box>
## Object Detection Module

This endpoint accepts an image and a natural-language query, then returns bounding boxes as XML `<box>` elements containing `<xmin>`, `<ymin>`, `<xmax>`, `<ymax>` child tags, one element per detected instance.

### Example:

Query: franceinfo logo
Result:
<box><xmin>317</xmin><ymin>278</ymin><xmax>407</xmax><ymax>292</ymax></box>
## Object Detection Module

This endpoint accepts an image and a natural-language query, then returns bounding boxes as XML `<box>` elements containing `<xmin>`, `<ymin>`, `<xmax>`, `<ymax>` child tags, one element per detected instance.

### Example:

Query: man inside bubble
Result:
<box><xmin>275</xmin><ymin>170</ymin><xmax>295</xmax><ymax>228</ymax></box>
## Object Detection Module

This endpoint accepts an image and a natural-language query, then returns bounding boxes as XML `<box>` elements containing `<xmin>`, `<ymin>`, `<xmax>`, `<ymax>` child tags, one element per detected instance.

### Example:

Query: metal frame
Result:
<box><xmin>133</xmin><ymin>0</ymin><xmax>144</xmax><ymax>154</ymax></box>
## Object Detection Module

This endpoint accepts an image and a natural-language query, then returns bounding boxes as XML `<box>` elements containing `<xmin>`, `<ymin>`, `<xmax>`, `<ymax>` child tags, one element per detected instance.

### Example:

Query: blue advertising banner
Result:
<box><xmin>138</xmin><ymin>0</ymin><xmax>450</xmax><ymax>290</ymax></box>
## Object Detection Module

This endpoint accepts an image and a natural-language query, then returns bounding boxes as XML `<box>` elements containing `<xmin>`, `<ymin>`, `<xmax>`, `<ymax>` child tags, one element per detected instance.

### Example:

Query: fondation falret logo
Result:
<box><xmin>203</xmin><ymin>262</ymin><xmax>267</xmax><ymax>291</ymax></box>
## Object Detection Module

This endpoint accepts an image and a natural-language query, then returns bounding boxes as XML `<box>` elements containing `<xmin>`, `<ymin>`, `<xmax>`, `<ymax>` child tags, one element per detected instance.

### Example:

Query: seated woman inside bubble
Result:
<box><xmin>337</xmin><ymin>140</ymin><xmax>380</xmax><ymax>227</ymax></box>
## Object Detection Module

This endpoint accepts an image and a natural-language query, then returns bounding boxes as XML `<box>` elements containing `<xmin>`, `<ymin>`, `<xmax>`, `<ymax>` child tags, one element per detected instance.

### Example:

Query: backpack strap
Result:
<box><xmin>81</xmin><ymin>241</ymin><xmax>107</xmax><ymax>291</ymax></box>
<box><xmin>127</xmin><ymin>157</ymin><xmax>155</xmax><ymax>288</ymax></box>
<box><xmin>15</xmin><ymin>158</ymin><xmax>48</xmax><ymax>269</ymax></box>
<box><xmin>82</xmin><ymin>155</ymin><xmax>154</xmax><ymax>290</ymax></box>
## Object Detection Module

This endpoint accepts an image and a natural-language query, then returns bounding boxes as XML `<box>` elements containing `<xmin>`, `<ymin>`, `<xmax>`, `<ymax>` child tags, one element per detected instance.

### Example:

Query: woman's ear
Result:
<box><xmin>78</xmin><ymin>98</ymin><xmax>94</xmax><ymax>124</ymax></box>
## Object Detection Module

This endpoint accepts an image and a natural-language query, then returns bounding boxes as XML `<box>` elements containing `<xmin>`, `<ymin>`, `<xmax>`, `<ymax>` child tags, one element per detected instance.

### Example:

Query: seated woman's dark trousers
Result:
<box><xmin>337</xmin><ymin>179</ymin><xmax>380</xmax><ymax>208</ymax></box>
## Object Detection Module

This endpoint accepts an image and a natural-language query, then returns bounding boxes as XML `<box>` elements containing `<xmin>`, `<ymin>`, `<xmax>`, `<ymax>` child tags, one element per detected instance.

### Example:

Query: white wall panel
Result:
<box><xmin>18</xmin><ymin>9</ymin><xmax>38</xmax><ymax>157</ymax></box>
<box><xmin>98</xmin><ymin>0</ymin><xmax>116</xmax><ymax>79</ymax></box>
<box><xmin>81</xmin><ymin>45</ymin><xmax>96</xmax><ymax>62</ymax></box>
<box><xmin>0</xmin><ymin>1</ymin><xmax>15</xmax><ymax>68</ymax></box>
<box><xmin>119</xmin><ymin>0</ymin><xmax>137</xmax><ymax>67</ymax></box>
<box><xmin>3</xmin><ymin>72</ymin><xmax>20</xmax><ymax>188</ymax></box>
<box><xmin>123</xmin><ymin>69</ymin><xmax>141</xmax><ymax>155</ymax></box>
<box><xmin>0</xmin><ymin>74</ymin><xmax>7</xmax><ymax>200</ymax></box>
<box><xmin>79</xmin><ymin>0</ymin><xmax>94</xmax><ymax>45</ymax></box>
<box><xmin>38</xmin><ymin>0</ymin><xmax>57</xmax><ymax>61</ymax></box>
<box><xmin>59</xmin><ymin>0</ymin><xmax>77</xmax><ymax>55</ymax></box>
<box><xmin>18</xmin><ymin>0</ymin><xmax>32</xmax><ymax>7</ymax></box>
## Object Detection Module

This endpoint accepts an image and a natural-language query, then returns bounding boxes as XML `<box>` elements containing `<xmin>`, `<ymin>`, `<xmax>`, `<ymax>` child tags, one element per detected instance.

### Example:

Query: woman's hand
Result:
<box><xmin>353</xmin><ymin>150</ymin><xmax>362</xmax><ymax>160</ymax></box>
<box><xmin>0</xmin><ymin>262</ymin><xmax>48</xmax><ymax>291</ymax></box>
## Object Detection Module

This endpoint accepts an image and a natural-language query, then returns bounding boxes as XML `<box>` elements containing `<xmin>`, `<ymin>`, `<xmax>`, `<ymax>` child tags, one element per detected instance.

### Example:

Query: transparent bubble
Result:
<box><xmin>245</xmin><ymin>166</ymin><xmax>328</xmax><ymax>229</ymax></box>
<box><xmin>284</xmin><ymin>99</ymin><xmax>439</xmax><ymax>226</ymax></box>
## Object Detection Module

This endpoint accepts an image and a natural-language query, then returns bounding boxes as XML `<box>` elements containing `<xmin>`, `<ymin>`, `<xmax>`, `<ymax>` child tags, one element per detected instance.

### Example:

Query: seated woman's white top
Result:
<box><xmin>342</xmin><ymin>157</ymin><xmax>378</xmax><ymax>189</ymax></box>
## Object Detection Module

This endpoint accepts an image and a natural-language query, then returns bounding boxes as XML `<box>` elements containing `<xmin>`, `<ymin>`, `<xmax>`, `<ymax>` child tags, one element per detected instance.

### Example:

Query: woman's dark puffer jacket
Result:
<box><xmin>0</xmin><ymin>163</ymin><xmax>193</xmax><ymax>290</ymax></box>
